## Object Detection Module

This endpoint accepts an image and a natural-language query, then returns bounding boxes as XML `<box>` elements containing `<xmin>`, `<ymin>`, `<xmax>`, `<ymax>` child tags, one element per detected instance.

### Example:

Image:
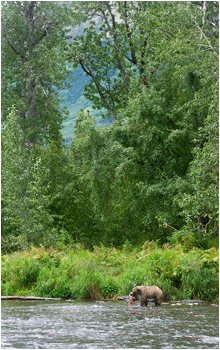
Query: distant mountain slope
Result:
<box><xmin>59</xmin><ymin>65</ymin><xmax>109</xmax><ymax>143</ymax></box>
<box><xmin>59</xmin><ymin>14</ymin><xmax>110</xmax><ymax>143</ymax></box>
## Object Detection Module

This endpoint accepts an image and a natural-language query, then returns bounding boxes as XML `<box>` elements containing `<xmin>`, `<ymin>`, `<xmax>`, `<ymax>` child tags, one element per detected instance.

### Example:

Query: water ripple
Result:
<box><xmin>1</xmin><ymin>300</ymin><xmax>219</xmax><ymax>349</ymax></box>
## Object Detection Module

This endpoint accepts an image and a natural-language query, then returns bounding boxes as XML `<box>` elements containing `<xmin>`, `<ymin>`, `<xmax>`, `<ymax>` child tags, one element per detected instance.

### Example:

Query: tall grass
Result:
<box><xmin>1</xmin><ymin>242</ymin><xmax>219</xmax><ymax>301</ymax></box>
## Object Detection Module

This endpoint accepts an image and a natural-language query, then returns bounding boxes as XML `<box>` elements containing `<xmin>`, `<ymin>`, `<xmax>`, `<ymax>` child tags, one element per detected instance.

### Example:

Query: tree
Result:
<box><xmin>175</xmin><ymin>82</ymin><xmax>219</xmax><ymax>247</ymax></box>
<box><xmin>1</xmin><ymin>1</ymin><xmax>71</xmax><ymax>146</ymax></box>
<box><xmin>68</xmin><ymin>110</ymin><xmax>145</xmax><ymax>246</ymax></box>
<box><xmin>67</xmin><ymin>1</ymin><xmax>218</xmax><ymax>123</ymax></box>
<box><xmin>1</xmin><ymin>1</ymin><xmax>72</xmax><ymax>249</ymax></box>
<box><xmin>2</xmin><ymin>110</ymin><xmax>52</xmax><ymax>249</ymax></box>
<box><xmin>66</xmin><ymin>1</ymin><xmax>219</xmax><ymax>246</ymax></box>
<box><xmin>67</xmin><ymin>1</ymin><xmax>158</xmax><ymax>121</ymax></box>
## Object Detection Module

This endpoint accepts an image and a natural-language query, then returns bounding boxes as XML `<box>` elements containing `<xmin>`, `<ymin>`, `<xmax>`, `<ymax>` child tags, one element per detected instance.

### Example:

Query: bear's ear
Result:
<box><xmin>134</xmin><ymin>284</ymin><xmax>136</xmax><ymax>287</ymax></box>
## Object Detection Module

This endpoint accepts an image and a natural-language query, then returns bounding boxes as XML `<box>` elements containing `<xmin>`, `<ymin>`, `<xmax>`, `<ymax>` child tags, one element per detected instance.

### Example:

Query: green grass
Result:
<box><xmin>1</xmin><ymin>243</ymin><xmax>219</xmax><ymax>301</ymax></box>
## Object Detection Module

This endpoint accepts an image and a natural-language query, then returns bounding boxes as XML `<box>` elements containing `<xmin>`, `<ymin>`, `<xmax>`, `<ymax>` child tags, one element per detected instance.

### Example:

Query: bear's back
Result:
<box><xmin>142</xmin><ymin>285</ymin><xmax>163</xmax><ymax>299</ymax></box>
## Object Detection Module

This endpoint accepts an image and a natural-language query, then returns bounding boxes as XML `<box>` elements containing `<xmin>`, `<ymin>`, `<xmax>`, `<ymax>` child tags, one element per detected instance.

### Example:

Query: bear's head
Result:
<box><xmin>130</xmin><ymin>284</ymin><xmax>141</xmax><ymax>298</ymax></box>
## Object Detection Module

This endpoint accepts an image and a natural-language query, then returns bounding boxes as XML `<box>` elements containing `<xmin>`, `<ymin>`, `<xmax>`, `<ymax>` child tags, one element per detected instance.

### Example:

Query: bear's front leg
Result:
<box><xmin>140</xmin><ymin>296</ymin><xmax>148</xmax><ymax>307</ymax></box>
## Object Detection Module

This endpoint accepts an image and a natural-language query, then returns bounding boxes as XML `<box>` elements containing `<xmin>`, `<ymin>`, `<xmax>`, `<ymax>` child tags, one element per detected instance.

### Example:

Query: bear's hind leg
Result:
<box><xmin>155</xmin><ymin>297</ymin><xmax>162</xmax><ymax>306</ymax></box>
<box><xmin>140</xmin><ymin>297</ymin><xmax>148</xmax><ymax>307</ymax></box>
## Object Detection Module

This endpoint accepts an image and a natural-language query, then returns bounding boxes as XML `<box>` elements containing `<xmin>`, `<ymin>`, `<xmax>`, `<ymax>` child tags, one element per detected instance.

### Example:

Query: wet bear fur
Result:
<box><xmin>130</xmin><ymin>285</ymin><xmax>163</xmax><ymax>307</ymax></box>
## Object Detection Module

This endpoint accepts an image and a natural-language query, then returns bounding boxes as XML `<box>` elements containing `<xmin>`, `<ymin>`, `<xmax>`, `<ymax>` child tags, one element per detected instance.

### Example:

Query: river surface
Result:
<box><xmin>1</xmin><ymin>299</ymin><xmax>219</xmax><ymax>349</ymax></box>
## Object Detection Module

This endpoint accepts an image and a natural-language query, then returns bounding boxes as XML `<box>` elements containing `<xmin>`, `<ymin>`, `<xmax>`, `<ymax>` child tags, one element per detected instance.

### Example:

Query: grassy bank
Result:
<box><xmin>1</xmin><ymin>242</ymin><xmax>219</xmax><ymax>302</ymax></box>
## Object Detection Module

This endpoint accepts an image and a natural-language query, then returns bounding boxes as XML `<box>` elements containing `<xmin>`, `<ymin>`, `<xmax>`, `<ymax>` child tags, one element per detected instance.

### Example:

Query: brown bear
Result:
<box><xmin>129</xmin><ymin>284</ymin><xmax>163</xmax><ymax>307</ymax></box>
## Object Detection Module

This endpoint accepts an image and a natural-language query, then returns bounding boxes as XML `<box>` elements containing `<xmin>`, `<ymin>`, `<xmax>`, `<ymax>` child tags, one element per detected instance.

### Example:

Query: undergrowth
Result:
<box><xmin>1</xmin><ymin>242</ymin><xmax>219</xmax><ymax>301</ymax></box>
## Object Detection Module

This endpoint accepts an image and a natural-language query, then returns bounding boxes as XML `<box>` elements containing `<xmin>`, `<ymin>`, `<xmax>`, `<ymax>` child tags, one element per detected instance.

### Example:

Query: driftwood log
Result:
<box><xmin>1</xmin><ymin>296</ymin><xmax>62</xmax><ymax>301</ymax></box>
<box><xmin>117</xmin><ymin>296</ymin><xmax>129</xmax><ymax>300</ymax></box>
<box><xmin>2</xmin><ymin>296</ymin><xmax>157</xmax><ymax>302</ymax></box>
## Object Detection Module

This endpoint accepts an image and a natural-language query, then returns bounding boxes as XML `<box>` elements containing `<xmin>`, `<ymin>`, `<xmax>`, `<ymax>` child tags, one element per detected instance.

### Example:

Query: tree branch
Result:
<box><xmin>201</xmin><ymin>1</ymin><xmax>207</xmax><ymax>39</ymax></box>
<box><xmin>78</xmin><ymin>59</ymin><xmax>120</xmax><ymax>124</ymax></box>
<box><xmin>1</xmin><ymin>21</ymin><xmax>27</xmax><ymax>61</ymax></box>
<box><xmin>123</xmin><ymin>1</ymin><xmax>137</xmax><ymax>64</ymax></box>
<box><xmin>156</xmin><ymin>26</ymin><xmax>178</xmax><ymax>39</ymax></box>
<box><xmin>190</xmin><ymin>10</ymin><xmax>219</xmax><ymax>58</ymax></box>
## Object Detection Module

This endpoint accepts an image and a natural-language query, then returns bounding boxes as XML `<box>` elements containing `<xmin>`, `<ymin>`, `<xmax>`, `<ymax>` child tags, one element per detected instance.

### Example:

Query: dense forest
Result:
<box><xmin>1</xmin><ymin>1</ymin><xmax>219</xmax><ymax>253</ymax></box>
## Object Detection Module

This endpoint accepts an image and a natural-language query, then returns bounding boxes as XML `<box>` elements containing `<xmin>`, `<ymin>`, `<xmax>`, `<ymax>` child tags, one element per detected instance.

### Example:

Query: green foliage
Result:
<box><xmin>58</xmin><ymin>1</ymin><xmax>218</xmax><ymax>247</ymax></box>
<box><xmin>2</xmin><ymin>244</ymin><xmax>218</xmax><ymax>301</ymax></box>
<box><xmin>59</xmin><ymin>66</ymin><xmax>108</xmax><ymax>141</ymax></box>
<box><xmin>168</xmin><ymin>229</ymin><xmax>199</xmax><ymax>250</ymax></box>
<box><xmin>1</xmin><ymin>107</ymin><xmax>73</xmax><ymax>250</ymax></box>
<box><xmin>73</xmin><ymin>266</ymin><xmax>102</xmax><ymax>299</ymax></box>
<box><xmin>1</xmin><ymin>1</ymin><xmax>71</xmax><ymax>142</ymax></box>
<box><xmin>1</xmin><ymin>1</ymin><xmax>73</xmax><ymax>249</ymax></box>
<box><xmin>2</xmin><ymin>111</ymin><xmax>56</xmax><ymax>248</ymax></box>
<box><xmin>176</xmin><ymin>83</ymin><xmax>219</xmax><ymax>245</ymax></box>
<box><xmin>181</xmin><ymin>267</ymin><xmax>218</xmax><ymax>301</ymax></box>
<box><xmin>36</xmin><ymin>276</ymin><xmax>73</xmax><ymax>299</ymax></box>
<box><xmin>100</xmin><ymin>278</ymin><xmax>118</xmax><ymax>298</ymax></box>
<box><xmin>2</xmin><ymin>2</ymin><xmax>219</xmax><ymax>256</ymax></box>
<box><xmin>1</xmin><ymin>234</ymin><xmax>27</xmax><ymax>254</ymax></box>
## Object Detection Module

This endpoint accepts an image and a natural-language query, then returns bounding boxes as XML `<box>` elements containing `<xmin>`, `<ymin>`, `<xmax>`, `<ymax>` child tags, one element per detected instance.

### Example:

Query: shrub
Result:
<box><xmin>155</xmin><ymin>278</ymin><xmax>184</xmax><ymax>301</ymax></box>
<box><xmin>49</xmin><ymin>280</ymin><xmax>73</xmax><ymax>299</ymax></box>
<box><xmin>118</xmin><ymin>266</ymin><xmax>147</xmax><ymax>295</ymax></box>
<box><xmin>100</xmin><ymin>277</ymin><xmax>118</xmax><ymax>297</ymax></box>
<box><xmin>181</xmin><ymin>267</ymin><xmax>218</xmax><ymax>301</ymax></box>
<box><xmin>73</xmin><ymin>263</ymin><xmax>102</xmax><ymax>299</ymax></box>
<box><xmin>34</xmin><ymin>281</ymin><xmax>53</xmax><ymax>297</ymax></box>
<box><xmin>16</xmin><ymin>258</ymin><xmax>40</xmax><ymax>288</ymax></box>
<box><xmin>2</xmin><ymin>281</ymin><xmax>17</xmax><ymax>296</ymax></box>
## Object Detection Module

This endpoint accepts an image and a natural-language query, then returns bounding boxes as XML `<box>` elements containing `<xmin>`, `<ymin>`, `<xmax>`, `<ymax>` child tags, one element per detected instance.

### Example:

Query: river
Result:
<box><xmin>1</xmin><ymin>299</ymin><xmax>219</xmax><ymax>349</ymax></box>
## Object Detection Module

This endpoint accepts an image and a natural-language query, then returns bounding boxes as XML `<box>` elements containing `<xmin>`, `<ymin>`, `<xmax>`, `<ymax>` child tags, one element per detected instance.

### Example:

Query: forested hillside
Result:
<box><xmin>59</xmin><ymin>66</ymin><xmax>109</xmax><ymax>143</ymax></box>
<box><xmin>2</xmin><ymin>1</ymin><xmax>219</xmax><ymax>253</ymax></box>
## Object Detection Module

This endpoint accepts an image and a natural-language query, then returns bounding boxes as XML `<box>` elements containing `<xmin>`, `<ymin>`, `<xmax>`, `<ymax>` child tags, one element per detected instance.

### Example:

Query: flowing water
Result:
<box><xmin>1</xmin><ymin>299</ymin><xmax>219</xmax><ymax>349</ymax></box>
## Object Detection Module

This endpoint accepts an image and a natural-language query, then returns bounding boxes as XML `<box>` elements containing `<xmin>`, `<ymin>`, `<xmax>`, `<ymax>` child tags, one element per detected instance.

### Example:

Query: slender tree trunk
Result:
<box><xmin>22</xmin><ymin>199</ymin><xmax>29</xmax><ymax>249</ymax></box>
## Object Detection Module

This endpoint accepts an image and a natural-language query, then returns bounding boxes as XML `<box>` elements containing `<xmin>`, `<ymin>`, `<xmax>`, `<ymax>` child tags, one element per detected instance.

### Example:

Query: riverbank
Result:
<box><xmin>1</xmin><ymin>243</ymin><xmax>219</xmax><ymax>301</ymax></box>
